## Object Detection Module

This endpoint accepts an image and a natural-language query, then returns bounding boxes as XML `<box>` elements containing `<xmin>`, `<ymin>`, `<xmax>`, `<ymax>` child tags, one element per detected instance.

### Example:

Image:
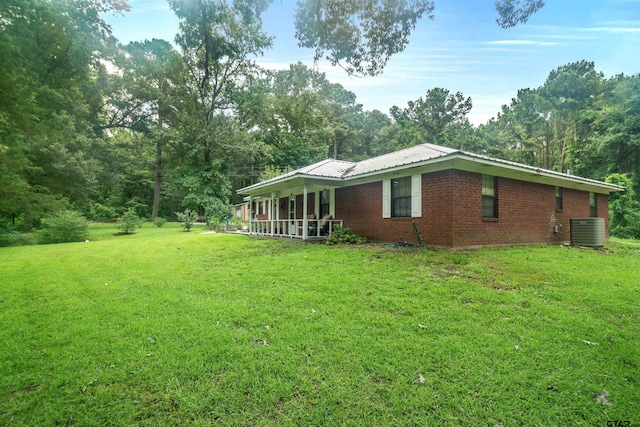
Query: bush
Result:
<box><xmin>154</xmin><ymin>217</ymin><xmax>167</xmax><ymax>227</ymax></box>
<box><xmin>606</xmin><ymin>173</ymin><xmax>640</xmax><ymax>239</ymax></box>
<box><xmin>325</xmin><ymin>224</ymin><xmax>367</xmax><ymax>245</ymax></box>
<box><xmin>204</xmin><ymin>198</ymin><xmax>230</xmax><ymax>224</ymax></box>
<box><xmin>176</xmin><ymin>209</ymin><xmax>199</xmax><ymax>231</ymax></box>
<box><xmin>88</xmin><ymin>203</ymin><xmax>118</xmax><ymax>222</ymax></box>
<box><xmin>611</xmin><ymin>209</ymin><xmax>640</xmax><ymax>239</ymax></box>
<box><xmin>116</xmin><ymin>209</ymin><xmax>140</xmax><ymax>234</ymax></box>
<box><xmin>0</xmin><ymin>226</ymin><xmax>38</xmax><ymax>247</ymax></box>
<box><xmin>38</xmin><ymin>210</ymin><xmax>89</xmax><ymax>244</ymax></box>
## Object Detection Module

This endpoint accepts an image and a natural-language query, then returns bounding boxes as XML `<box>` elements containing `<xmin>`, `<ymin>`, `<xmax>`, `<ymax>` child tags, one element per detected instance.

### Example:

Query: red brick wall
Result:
<box><xmin>450</xmin><ymin>171</ymin><xmax>560</xmax><ymax>246</ymax></box>
<box><xmin>335</xmin><ymin>171</ymin><xmax>456</xmax><ymax>246</ymax></box>
<box><xmin>598</xmin><ymin>193</ymin><xmax>610</xmax><ymax>232</ymax></box>
<box><xmin>335</xmin><ymin>169</ymin><xmax>610</xmax><ymax>247</ymax></box>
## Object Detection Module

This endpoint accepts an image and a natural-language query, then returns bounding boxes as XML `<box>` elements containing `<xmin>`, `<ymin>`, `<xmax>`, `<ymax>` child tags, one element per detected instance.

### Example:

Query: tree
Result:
<box><xmin>293</xmin><ymin>0</ymin><xmax>544</xmax><ymax>76</ymax></box>
<box><xmin>539</xmin><ymin>60</ymin><xmax>603</xmax><ymax>173</ymax></box>
<box><xmin>495</xmin><ymin>0</ymin><xmax>545</xmax><ymax>28</ymax></box>
<box><xmin>479</xmin><ymin>88</ymin><xmax>549</xmax><ymax>167</ymax></box>
<box><xmin>252</xmin><ymin>63</ymin><xmax>365</xmax><ymax>167</ymax></box>
<box><xmin>294</xmin><ymin>0</ymin><xmax>434</xmax><ymax>76</ymax></box>
<box><xmin>0</xmin><ymin>0</ymin><xmax>128</xmax><ymax>228</ymax></box>
<box><xmin>390</xmin><ymin>88</ymin><xmax>473</xmax><ymax>148</ymax></box>
<box><xmin>354</xmin><ymin>109</ymin><xmax>392</xmax><ymax>158</ymax></box>
<box><xmin>605</xmin><ymin>173</ymin><xmax>640</xmax><ymax>239</ymax></box>
<box><xmin>476</xmin><ymin>62</ymin><xmax>611</xmax><ymax>176</ymax></box>
<box><xmin>102</xmin><ymin>39</ymin><xmax>184</xmax><ymax>219</ymax></box>
<box><xmin>590</xmin><ymin>74</ymin><xmax>640</xmax><ymax>185</ymax></box>
<box><xmin>168</xmin><ymin>0</ymin><xmax>273</xmax><ymax>213</ymax></box>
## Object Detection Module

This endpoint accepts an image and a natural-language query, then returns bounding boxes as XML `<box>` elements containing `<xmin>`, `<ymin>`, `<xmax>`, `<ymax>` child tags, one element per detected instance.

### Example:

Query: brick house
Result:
<box><xmin>237</xmin><ymin>144</ymin><xmax>623</xmax><ymax>247</ymax></box>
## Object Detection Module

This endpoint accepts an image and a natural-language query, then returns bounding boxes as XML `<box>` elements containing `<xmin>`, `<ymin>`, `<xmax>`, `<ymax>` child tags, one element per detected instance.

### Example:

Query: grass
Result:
<box><xmin>1</xmin><ymin>224</ymin><xmax>638</xmax><ymax>426</ymax></box>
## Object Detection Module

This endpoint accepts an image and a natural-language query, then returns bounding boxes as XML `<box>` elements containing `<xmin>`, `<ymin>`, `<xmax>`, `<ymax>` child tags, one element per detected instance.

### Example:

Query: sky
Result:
<box><xmin>103</xmin><ymin>0</ymin><xmax>640</xmax><ymax>126</ymax></box>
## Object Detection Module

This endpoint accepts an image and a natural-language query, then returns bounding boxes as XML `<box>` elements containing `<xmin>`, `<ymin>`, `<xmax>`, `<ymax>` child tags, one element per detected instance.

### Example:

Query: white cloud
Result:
<box><xmin>481</xmin><ymin>40</ymin><xmax>559</xmax><ymax>46</ymax></box>
<box><xmin>582</xmin><ymin>26</ymin><xmax>640</xmax><ymax>33</ymax></box>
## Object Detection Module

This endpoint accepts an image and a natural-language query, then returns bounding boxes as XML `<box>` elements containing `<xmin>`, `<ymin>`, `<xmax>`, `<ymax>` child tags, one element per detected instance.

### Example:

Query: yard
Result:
<box><xmin>1</xmin><ymin>223</ymin><xmax>638</xmax><ymax>426</ymax></box>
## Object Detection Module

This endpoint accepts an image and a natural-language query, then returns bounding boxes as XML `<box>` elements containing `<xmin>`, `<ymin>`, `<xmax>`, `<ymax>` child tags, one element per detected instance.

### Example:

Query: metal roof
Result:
<box><xmin>240</xmin><ymin>159</ymin><xmax>355</xmax><ymax>192</ymax></box>
<box><xmin>344</xmin><ymin>143</ymin><xmax>457</xmax><ymax>177</ymax></box>
<box><xmin>238</xmin><ymin>143</ymin><xmax>624</xmax><ymax>194</ymax></box>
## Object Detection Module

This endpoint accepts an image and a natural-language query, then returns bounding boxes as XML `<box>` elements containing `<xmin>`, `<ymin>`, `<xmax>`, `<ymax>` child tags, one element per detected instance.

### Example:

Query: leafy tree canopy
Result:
<box><xmin>495</xmin><ymin>0</ymin><xmax>545</xmax><ymax>28</ymax></box>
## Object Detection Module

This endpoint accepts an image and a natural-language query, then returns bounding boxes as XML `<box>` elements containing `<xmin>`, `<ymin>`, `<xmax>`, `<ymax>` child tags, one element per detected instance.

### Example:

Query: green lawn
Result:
<box><xmin>1</xmin><ymin>224</ymin><xmax>638</xmax><ymax>426</ymax></box>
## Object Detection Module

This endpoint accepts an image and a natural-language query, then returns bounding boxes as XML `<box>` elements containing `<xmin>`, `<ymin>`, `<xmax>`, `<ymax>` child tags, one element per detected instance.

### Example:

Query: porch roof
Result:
<box><xmin>238</xmin><ymin>143</ymin><xmax>624</xmax><ymax>195</ymax></box>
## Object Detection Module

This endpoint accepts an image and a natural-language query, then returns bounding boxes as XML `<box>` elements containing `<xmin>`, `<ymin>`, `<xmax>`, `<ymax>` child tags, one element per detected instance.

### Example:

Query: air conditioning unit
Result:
<box><xmin>570</xmin><ymin>218</ymin><xmax>606</xmax><ymax>247</ymax></box>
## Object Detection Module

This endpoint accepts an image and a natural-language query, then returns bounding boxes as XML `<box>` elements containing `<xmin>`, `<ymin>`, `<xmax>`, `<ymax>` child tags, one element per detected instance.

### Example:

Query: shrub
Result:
<box><xmin>176</xmin><ymin>209</ymin><xmax>199</xmax><ymax>231</ymax></box>
<box><xmin>88</xmin><ymin>203</ymin><xmax>118</xmax><ymax>222</ymax></box>
<box><xmin>116</xmin><ymin>209</ymin><xmax>140</xmax><ymax>234</ymax></box>
<box><xmin>606</xmin><ymin>173</ymin><xmax>640</xmax><ymax>239</ymax></box>
<box><xmin>227</xmin><ymin>216</ymin><xmax>245</xmax><ymax>231</ymax></box>
<box><xmin>154</xmin><ymin>217</ymin><xmax>167</xmax><ymax>227</ymax></box>
<box><xmin>204</xmin><ymin>198</ymin><xmax>229</xmax><ymax>230</ymax></box>
<box><xmin>38</xmin><ymin>210</ymin><xmax>89</xmax><ymax>244</ymax></box>
<box><xmin>325</xmin><ymin>224</ymin><xmax>367</xmax><ymax>245</ymax></box>
<box><xmin>0</xmin><ymin>226</ymin><xmax>38</xmax><ymax>247</ymax></box>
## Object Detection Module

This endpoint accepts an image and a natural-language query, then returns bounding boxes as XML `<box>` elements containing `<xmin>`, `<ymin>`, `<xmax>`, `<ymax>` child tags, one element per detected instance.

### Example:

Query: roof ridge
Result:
<box><xmin>356</xmin><ymin>142</ymin><xmax>457</xmax><ymax>164</ymax></box>
<box><xmin>304</xmin><ymin>158</ymin><xmax>354</xmax><ymax>175</ymax></box>
<box><xmin>423</xmin><ymin>142</ymin><xmax>460</xmax><ymax>155</ymax></box>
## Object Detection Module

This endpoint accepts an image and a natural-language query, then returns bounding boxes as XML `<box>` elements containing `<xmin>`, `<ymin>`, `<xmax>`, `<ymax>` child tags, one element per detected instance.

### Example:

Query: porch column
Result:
<box><xmin>248</xmin><ymin>195</ymin><xmax>252</xmax><ymax>235</ymax></box>
<box><xmin>330</xmin><ymin>188</ymin><xmax>336</xmax><ymax>218</ymax></box>
<box><xmin>302</xmin><ymin>185</ymin><xmax>308</xmax><ymax>240</ymax></box>
<box><xmin>270</xmin><ymin>193</ymin><xmax>276</xmax><ymax>237</ymax></box>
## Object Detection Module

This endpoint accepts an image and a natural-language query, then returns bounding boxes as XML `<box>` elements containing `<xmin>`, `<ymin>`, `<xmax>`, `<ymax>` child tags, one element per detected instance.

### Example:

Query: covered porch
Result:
<box><xmin>249</xmin><ymin>217</ymin><xmax>343</xmax><ymax>240</ymax></box>
<box><xmin>241</xmin><ymin>172</ymin><xmax>344</xmax><ymax>240</ymax></box>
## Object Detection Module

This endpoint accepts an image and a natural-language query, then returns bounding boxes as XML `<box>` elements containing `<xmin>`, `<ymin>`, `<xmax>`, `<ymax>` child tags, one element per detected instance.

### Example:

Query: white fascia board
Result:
<box><xmin>238</xmin><ymin>151</ymin><xmax>624</xmax><ymax>196</ymax></box>
<box><xmin>450</xmin><ymin>154</ymin><xmax>624</xmax><ymax>194</ymax></box>
<box><xmin>341</xmin><ymin>153</ymin><xmax>623</xmax><ymax>194</ymax></box>
<box><xmin>238</xmin><ymin>174</ymin><xmax>343</xmax><ymax>196</ymax></box>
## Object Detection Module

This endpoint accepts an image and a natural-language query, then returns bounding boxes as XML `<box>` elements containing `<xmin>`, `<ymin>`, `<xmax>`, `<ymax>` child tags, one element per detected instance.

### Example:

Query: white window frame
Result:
<box><xmin>383</xmin><ymin>174</ymin><xmax>421</xmax><ymax>218</ymax></box>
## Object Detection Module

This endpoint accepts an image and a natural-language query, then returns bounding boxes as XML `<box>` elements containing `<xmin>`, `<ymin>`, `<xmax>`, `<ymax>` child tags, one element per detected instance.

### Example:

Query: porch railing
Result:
<box><xmin>248</xmin><ymin>219</ymin><xmax>343</xmax><ymax>240</ymax></box>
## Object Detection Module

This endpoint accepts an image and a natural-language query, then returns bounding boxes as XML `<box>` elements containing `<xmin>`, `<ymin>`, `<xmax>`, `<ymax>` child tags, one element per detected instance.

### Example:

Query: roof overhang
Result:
<box><xmin>449</xmin><ymin>153</ymin><xmax>624</xmax><ymax>194</ymax></box>
<box><xmin>238</xmin><ymin>149</ymin><xmax>624</xmax><ymax>196</ymax></box>
<box><xmin>239</xmin><ymin>174</ymin><xmax>344</xmax><ymax>197</ymax></box>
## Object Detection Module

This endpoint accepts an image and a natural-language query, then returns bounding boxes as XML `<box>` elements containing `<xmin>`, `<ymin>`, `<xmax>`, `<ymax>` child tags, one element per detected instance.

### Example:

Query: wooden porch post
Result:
<box><xmin>302</xmin><ymin>185</ymin><xmax>308</xmax><ymax>240</ymax></box>
<box><xmin>270</xmin><ymin>193</ymin><xmax>275</xmax><ymax>237</ymax></box>
<box><xmin>248</xmin><ymin>195</ymin><xmax>252</xmax><ymax>235</ymax></box>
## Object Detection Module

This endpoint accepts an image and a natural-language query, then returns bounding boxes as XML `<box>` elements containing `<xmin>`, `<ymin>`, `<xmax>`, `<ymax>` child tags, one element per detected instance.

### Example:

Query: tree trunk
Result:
<box><xmin>333</xmin><ymin>133</ymin><xmax>338</xmax><ymax>159</ymax></box>
<box><xmin>204</xmin><ymin>144</ymin><xmax>212</xmax><ymax>170</ymax></box>
<box><xmin>23</xmin><ymin>213</ymin><xmax>34</xmax><ymax>232</ymax></box>
<box><xmin>152</xmin><ymin>137</ymin><xmax>162</xmax><ymax>220</ymax></box>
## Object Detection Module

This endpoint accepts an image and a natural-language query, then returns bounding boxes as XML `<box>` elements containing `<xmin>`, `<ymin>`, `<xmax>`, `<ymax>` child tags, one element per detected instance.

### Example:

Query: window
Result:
<box><xmin>555</xmin><ymin>187</ymin><xmax>563</xmax><ymax>210</ymax></box>
<box><xmin>392</xmin><ymin>176</ymin><xmax>411</xmax><ymax>217</ymax></box>
<box><xmin>482</xmin><ymin>175</ymin><xmax>497</xmax><ymax>218</ymax></box>
<box><xmin>590</xmin><ymin>193</ymin><xmax>597</xmax><ymax>217</ymax></box>
<box><xmin>320</xmin><ymin>190</ymin><xmax>330</xmax><ymax>218</ymax></box>
<box><xmin>383</xmin><ymin>175</ymin><xmax>421</xmax><ymax>218</ymax></box>
<box><xmin>258</xmin><ymin>201</ymin><xmax>264</xmax><ymax>215</ymax></box>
